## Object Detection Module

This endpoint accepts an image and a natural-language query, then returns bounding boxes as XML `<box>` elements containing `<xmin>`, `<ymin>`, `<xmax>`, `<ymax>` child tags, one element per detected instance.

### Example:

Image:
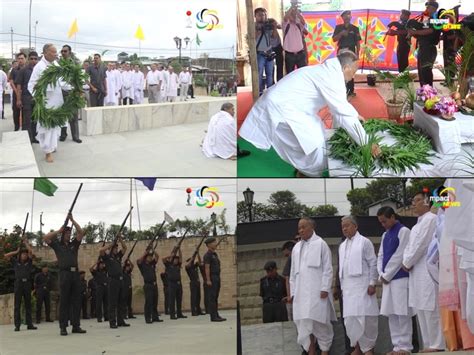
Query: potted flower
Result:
<box><xmin>416</xmin><ymin>85</ymin><xmax>441</xmax><ymax>114</ymax></box>
<box><xmin>376</xmin><ymin>68</ymin><xmax>413</xmax><ymax>121</ymax></box>
<box><xmin>362</xmin><ymin>46</ymin><xmax>378</xmax><ymax>86</ymax></box>
<box><xmin>435</xmin><ymin>96</ymin><xmax>458</xmax><ymax>120</ymax></box>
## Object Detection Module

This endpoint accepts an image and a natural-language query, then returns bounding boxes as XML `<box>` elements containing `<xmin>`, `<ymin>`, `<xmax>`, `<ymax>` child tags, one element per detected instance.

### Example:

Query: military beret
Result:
<box><xmin>401</xmin><ymin>9</ymin><xmax>411</xmax><ymax>16</ymax></box>
<box><xmin>425</xmin><ymin>1</ymin><xmax>439</xmax><ymax>9</ymax></box>
<box><xmin>264</xmin><ymin>260</ymin><xmax>277</xmax><ymax>270</ymax></box>
<box><xmin>341</xmin><ymin>10</ymin><xmax>351</xmax><ymax>17</ymax></box>
<box><xmin>205</xmin><ymin>237</ymin><xmax>216</xmax><ymax>245</ymax></box>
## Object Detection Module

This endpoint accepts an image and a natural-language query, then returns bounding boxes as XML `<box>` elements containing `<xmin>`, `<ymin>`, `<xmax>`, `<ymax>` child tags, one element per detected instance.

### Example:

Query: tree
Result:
<box><xmin>267</xmin><ymin>190</ymin><xmax>305</xmax><ymax>219</ymax></box>
<box><xmin>314</xmin><ymin>204</ymin><xmax>339</xmax><ymax>216</ymax></box>
<box><xmin>407</xmin><ymin>178</ymin><xmax>446</xmax><ymax>200</ymax></box>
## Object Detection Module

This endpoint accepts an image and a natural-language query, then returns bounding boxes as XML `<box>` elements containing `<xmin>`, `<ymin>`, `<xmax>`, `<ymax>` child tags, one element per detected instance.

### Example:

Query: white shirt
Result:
<box><xmin>178</xmin><ymin>71</ymin><xmax>191</xmax><ymax>84</ymax></box>
<box><xmin>146</xmin><ymin>70</ymin><xmax>161</xmax><ymax>85</ymax></box>
<box><xmin>202</xmin><ymin>110</ymin><xmax>237</xmax><ymax>159</ymax></box>
<box><xmin>132</xmin><ymin>70</ymin><xmax>144</xmax><ymax>91</ymax></box>
<box><xmin>0</xmin><ymin>69</ymin><xmax>7</xmax><ymax>92</ymax></box>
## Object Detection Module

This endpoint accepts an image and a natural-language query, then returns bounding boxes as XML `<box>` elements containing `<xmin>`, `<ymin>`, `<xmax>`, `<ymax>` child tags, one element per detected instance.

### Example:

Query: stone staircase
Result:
<box><xmin>0</xmin><ymin>131</ymin><xmax>40</xmax><ymax>177</ymax></box>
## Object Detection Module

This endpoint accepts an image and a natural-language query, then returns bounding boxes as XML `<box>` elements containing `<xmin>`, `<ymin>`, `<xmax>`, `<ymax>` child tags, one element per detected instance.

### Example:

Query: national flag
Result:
<box><xmin>164</xmin><ymin>211</ymin><xmax>174</xmax><ymax>224</ymax></box>
<box><xmin>135</xmin><ymin>25</ymin><xmax>145</xmax><ymax>40</ymax></box>
<box><xmin>135</xmin><ymin>178</ymin><xmax>157</xmax><ymax>191</ymax></box>
<box><xmin>34</xmin><ymin>178</ymin><xmax>58</xmax><ymax>197</ymax></box>
<box><xmin>196</xmin><ymin>33</ymin><xmax>202</xmax><ymax>46</ymax></box>
<box><xmin>67</xmin><ymin>19</ymin><xmax>79</xmax><ymax>39</ymax></box>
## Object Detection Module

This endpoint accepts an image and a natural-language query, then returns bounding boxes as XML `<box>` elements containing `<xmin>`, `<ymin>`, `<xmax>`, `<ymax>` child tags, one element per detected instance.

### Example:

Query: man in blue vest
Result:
<box><xmin>376</xmin><ymin>206</ymin><xmax>413</xmax><ymax>354</ymax></box>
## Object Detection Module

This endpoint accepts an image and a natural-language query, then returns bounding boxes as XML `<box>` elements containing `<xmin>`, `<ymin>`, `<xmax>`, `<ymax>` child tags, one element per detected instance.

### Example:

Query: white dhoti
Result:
<box><xmin>417</xmin><ymin>308</ymin><xmax>446</xmax><ymax>350</ymax></box>
<box><xmin>202</xmin><ymin>110</ymin><xmax>237</xmax><ymax>159</ymax></box>
<box><xmin>295</xmin><ymin>318</ymin><xmax>333</xmax><ymax>352</ymax></box>
<box><xmin>36</xmin><ymin>122</ymin><xmax>61</xmax><ymax>154</ymax></box>
<box><xmin>344</xmin><ymin>315</ymin><xmax>378</xmax><ymax>353</ymax></box>
<box><xmin>179</xmin><ymin>83</ymin><xmax>189</xmax><ymax>101</ymax></box>
<box><xmin>388</xmin><ymin>315</ymin><xmax>413</xmax><ymax>352</ymax></box>
<box><xmin>134</xmin><ymin>89</ymin><xmax>143</xmax><ymax>104</ymax></box>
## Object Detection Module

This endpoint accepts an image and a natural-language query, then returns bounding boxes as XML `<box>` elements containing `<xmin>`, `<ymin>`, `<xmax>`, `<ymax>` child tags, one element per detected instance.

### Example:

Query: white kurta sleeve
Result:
<box><xmin>382</xmin><ymin>227</ymin><xmax>411</xmax><ymax>281</ymax></box>
<box><xmin>28</xmin><ymin>66</ymin><xmax>40</xmax><ymax>96</ymax></box>
<box><xmin>289</xmin><ymin>247</ymin><xmax>297</xmax><ymax>297</ymax></box>
<box><xmin>377</xmin><ymin>233</ymin><xmax>385</xmax><ymax>277</ymax></box>
<box><xmin>321</xmin><ymin>242</ymin><xmax>333</xmax><ymax>293</ymax></box>
<box><xmin>403</xmin><ymin>216</ymin><xmax>436</xmax><ymax>269</ymax></box>
<box><xmin>364</xmin><ymin>238</ymin><xmax>378</xmax><ymax>286</ymax></box>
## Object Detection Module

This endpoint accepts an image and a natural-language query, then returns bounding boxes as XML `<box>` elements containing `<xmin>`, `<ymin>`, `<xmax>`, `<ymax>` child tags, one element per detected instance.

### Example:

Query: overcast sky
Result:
<box><xmin>237</xmin><ymin>178</ymin><xmax>373</xmax><ymax>216</ymax></box>
<box><xmin>0</xmin><ymin>178</ymin><xmax>237</xmax><ymax>234</ymax></box>
<box><xmin>0</xmin><ymin>0</ymin><xmax>236</xmax><ymax>60</ymax></box>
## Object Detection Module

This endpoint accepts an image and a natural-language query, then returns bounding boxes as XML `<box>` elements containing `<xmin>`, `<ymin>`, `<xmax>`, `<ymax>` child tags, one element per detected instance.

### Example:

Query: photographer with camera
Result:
<box><xmin>255</xmin><ymin>7</ymin><xmax>277</xmax><ymax>96</ymax></box>
<box><xmin>283</xmin><ymin>4</ymin><xmax>308</xmax><ymax>75</ymax></box>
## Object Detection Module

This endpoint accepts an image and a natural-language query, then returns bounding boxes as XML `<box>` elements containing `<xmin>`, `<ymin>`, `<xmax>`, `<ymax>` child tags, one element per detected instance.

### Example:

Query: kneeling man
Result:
<box><xmin>202</xmin><ymin>102</ymin><xmax>237</xmax><ymax>160</ymax></box>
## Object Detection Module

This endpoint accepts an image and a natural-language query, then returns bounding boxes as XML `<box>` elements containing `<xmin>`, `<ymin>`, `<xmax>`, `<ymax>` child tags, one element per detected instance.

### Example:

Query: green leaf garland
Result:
<box><xmin>32</xmin><ymin>58</ymin><xmax>87</xmax><ymax>128</ymax></box>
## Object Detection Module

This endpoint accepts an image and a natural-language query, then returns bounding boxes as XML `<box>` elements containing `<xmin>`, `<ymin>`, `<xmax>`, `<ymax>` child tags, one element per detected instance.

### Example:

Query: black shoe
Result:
<box><xmin>36</xmin><ymin>320</ymin><xmax>41</xmax><ymax>324</ymax></box>
<box><xmin>72</xmin><ymin>327</ymin><xmax>86</xmax><ymax>333</ymax></box>
<box><xmin>104</xmin><ymin>318</ymin><xmax>109</xmax><ymax>322</ymax></box>
<box><xmin>238</xmin><ymin>149</ymin><xmax>251</xmax><ymax>158</ymax></box>
<box><xmin>200</xmin><ymin>312</ymin><xmax>206</xmax><ymax>315</ymax></box>
<box><xmin>27</xmin><ymin>325</ymin><xmax>38</xmax><ymax>330</ymax></box>
<box><xmin>110</xmin><ymin>324</ymin><xmax>118</xmax><ymax>329</ymax></box>
<box><xmin>177</xmin><ymin>314</ymin><xmax>187</xmax><ymax>319</ymax></box>
<box><xmin>146</xmin><ymin>320</ymin><xmax>153</xmax><ymax>324</ymax></box>
<box><xmin>170</xmin><ymin>316</ymin><xmax>177</xmax><ymax>320</ymax></box>
<box><xmin>118</xmin><ymin>323</ymin><xmax>130</xmax><ymax>327</ymax></box>
<box><xmin>211</xmin><ymin>318</ymin><xmax>226</xmax><ymax>322</ymax></box>
<box><xmin>59</xmin><ymin>136</ymin><xmax>66</xmax><ymax>142</ymax></box>
<box><xmin>83</xmin><ymin>316</ymin><xmax>90</xmax><ymax>319</ymax></box>
<box><xmin>73</xmin><ymin>139</ymin><xmax>82</xmax><ymax>143</ymax></box>
<box><xmin>46</xmin><ymin>319</ymin><xmax>53</xmax><ymax>322</ymax></box>
<box><xmin>31</xmin><ymin>139</ymin><xmax>39</xmax><ymax>144</ymax></box>
<box><xmin>14</xmin><ymin>327</ymin><xmax>20</xmax><ymax>331</ymax></box>
<box><xmin>216</xmin><ymin>317</ymin><xmax>227</xmax><ymax>321</ymax></box>
<box><xmin>97</xmin><ymin>319</ymin><xmax>103</xmax><ymax>323</ymax></box>
<box><xmin>60</xmin><ymin>328</ymin><xmax>68</xmax><ymax>336</ymax></box>
<box><xmin>153</xmin><ymin>318</ymin><xmax>163</xmax><ymax>323</ymax></box>
<box><xmin>128</xmin><ymin>315</ymin><xmax>136</xmax><ymax>319</ymax></box>
<box><xmin>192</xmin><ymin>313</ymin><xmax>198</xmax><ymax>316</ymax></box>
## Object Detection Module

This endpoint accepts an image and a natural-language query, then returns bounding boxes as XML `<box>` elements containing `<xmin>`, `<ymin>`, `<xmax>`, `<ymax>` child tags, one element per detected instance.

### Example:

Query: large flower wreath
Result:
<box><xmin>32</xmin><ymin>58</ymin><xmax>88</xmax><ymax>128</ymax></box>
<box><xmin>328</xmin><ymin>119</ymin><xmax>434</xmax><ymax>177</ymax></box>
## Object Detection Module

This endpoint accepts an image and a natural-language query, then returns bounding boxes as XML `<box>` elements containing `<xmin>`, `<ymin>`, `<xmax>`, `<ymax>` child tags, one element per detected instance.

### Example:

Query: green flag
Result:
<box><xmin>34</xmin><ymin>178</ymin><xmax>58</xmax><ymax>196</ymax></box>
<box><xmin>196</xmin><ymin>33</ymin><xmax>202</xmax><ymax>46</ymax></box>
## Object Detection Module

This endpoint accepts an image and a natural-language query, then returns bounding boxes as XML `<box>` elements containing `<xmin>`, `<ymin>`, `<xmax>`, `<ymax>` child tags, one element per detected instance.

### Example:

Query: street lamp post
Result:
<box><xmin>242</xmin><ymin>187</ymin><xmax>255</xmax><ymax>222</ymax></box>
<box><xmin>173</xmin><ymin>36</ymin><xmax>190</xmax><ymax>64</ymax></box>
<box><xmin>211</xmin><ymin>212</ymin><xmax>217</xmax><ymax>237</ymax></box>
<box><xmin>34</xmin><ymin>21</ymin><xmax>38</xmax><ymax>50</ymax></box>
<box><xmin>29</xmin><ymin>0</ymin><xmax>33</xmax><ymax>50</ymax></box>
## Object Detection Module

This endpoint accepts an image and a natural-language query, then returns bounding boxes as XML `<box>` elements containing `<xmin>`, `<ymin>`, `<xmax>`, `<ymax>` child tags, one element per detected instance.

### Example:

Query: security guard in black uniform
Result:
<box><xmin>43</xmin><ymin>213</ymin><xmax>86</xmax><ymax>336</ymax></box>
<box><xmin>88</xmin><ymin>277</ymin><xmax>96</xmax><ymax>318</ymax></box>
<box><xmin>260</xmin><ymin>261</ymin><xmax>288</xmax><ymax>323</ymax></box>
<box><xmin>4</xmin><ymin>239</ymin><xmax>38</xmax><ymax>331</ymax></box>
<box><xmin>123</xmin><ymin>260</ymin><xmax>136</xmax><ymax>319</ymax></box>
<box><xmin>387</xmin><ymin>10</ymin><xmax>412</xmax><ymax>72</ymax></box>
<box><xmin>137</xmin><ymin>249</ymin><xmax>163</xmax><ymax>323</ymax></box>
<box><xmin>332</xmin><ymin>10</ymin><xmax>361</xmax><ymax>97</ymax></box>
<box><xmin>185</xmin><ymin>253</ymin><xmax>205</xmax><ymax>316</ymax></box>
<box><xmin>203</xmin><ymin>237</ymin><xmax>226</xmax><ymax>322</ymax></box>
<box><xmin>409</xmin><ymin>1</ymin><xmax>441</xmax><ymax>86</ymax></box>
<box><xmin>79</xmin><ymin>271</ymin><xmax>89</xmax><ymax>319</ymax></box>
<box><xmin>198</xmin><ymin>260</ymin><xmax>209</xmax><ymax>314</ymax></box>
<box><xmin>99</xmin><ymin>234</ymin><xmax>130</xmax><ymax>328</ymax></box>
<box><xmin>160</xmin><ymin>272</ymin><xmax>169</xmax><ymax>315</ymax></box>
<box><xmin>34</xmin><ymin>265</ymin><xmax>53</xmax><ymax>323</ymax></box>
<box><xmin>163</xmin><ymin>249</ymin><xmax>187</xmax><ymax>320</ymax></box>
<box><xmin>90</xmin><ymin>260</ymin><xmax>108</xmax><ymax>322</ymax></box>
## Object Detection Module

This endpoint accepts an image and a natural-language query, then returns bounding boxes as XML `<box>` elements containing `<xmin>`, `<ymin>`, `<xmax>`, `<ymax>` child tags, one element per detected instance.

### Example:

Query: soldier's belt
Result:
<box><xmin>60</xmin><ymin>267</ymin><xmax>78</xmax><ymax>272</ymax></box>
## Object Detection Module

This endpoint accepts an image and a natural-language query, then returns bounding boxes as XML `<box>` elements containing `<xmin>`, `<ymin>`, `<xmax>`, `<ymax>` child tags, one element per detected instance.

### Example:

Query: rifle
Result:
<box><xmin>216</xmin><ymin>237</ymin><xmax>224</xmax><ymax>248</ymax></box>
<box><xmin>109</xmin><ymin>206</ymin><xmax>133</xmax><ymax>251</ymax></box>
<box><xmin>63</xmin><ymin>183</ymin><xmax>83</xmax><ymax>229</ymax></box>
<box><xmin>170</xmin><ymin>227</ymin><xmax>190</xmax><ymax>257</ymax></box>
<box><xmin>18</xmin><ymin>213</ymin><xmax>29</xmax><ymax>254</ymax></box>
<box><xmin>149</xmin><ymin>220</ymin><xmax>166</xmax><ymax>252</ymax></box>
<box><xmin>190</xmin><ymin>235</ymin><xmax>207</xmax><ymax>262</ymax></box>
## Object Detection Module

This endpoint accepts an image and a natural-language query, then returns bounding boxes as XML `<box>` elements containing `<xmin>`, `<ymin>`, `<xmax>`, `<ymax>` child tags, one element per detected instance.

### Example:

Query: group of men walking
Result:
<box><xmin>5</xmin><ymin>214</ymin><xmax>226</xmax><ymax>336</ymax></box>
<box><xmin>260</xmin><ymin>189</ymin><xmax>471</xmax><ymax>354</ymax></box>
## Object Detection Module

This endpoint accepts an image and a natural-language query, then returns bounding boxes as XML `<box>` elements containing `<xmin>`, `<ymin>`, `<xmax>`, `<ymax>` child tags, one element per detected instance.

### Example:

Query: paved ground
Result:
<box><xmin>0</xmin><ymin>310</ymin><xmax>236</xmax><ymax>355</ymax></box>
<box><xmin>0</xmin><ymin>96</ymin><xmax>236</xmax><ymax>177</ymax></box>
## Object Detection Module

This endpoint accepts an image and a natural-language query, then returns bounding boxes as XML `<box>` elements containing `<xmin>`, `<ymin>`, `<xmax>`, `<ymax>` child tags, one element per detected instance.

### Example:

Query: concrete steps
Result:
<box><xmin>0</xmin><ymin>130</ymin><xmax>40</xmax><ymax>177</ymax></box>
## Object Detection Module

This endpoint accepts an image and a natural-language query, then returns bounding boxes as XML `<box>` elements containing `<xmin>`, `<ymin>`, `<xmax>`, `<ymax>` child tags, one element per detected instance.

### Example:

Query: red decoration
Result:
<box><xmin>186</xmin><ymin>187</ymin><xmax>192</xmax><ymax>193</ymax></box>
<box><xmin>422</xmin><ymin>187</ymin><xmax>429</xmax><ymax>193</ymax></box>
<box><xmin>186</xmin><ymin>10</ymin><xmax>192</xmax><ymax>16</ymax></box>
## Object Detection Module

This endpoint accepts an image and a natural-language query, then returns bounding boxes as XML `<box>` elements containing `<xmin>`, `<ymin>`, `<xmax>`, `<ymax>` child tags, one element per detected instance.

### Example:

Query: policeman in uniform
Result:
<box><xmin>332</xmin><ymin>10</ymin><xmax>361</xmax><ymax>97</ymax></box>
<box><xmin>198</xmin><ymin>259</ymin><xmax>209</xmax><ymax>314</ymax></box>
<box><xmin>260</xmin><ymin>261</ymin><xmax>288</xmax><ymax>323</ymax></box>
<box><xmin>90</xmin><ymin>260</ymin><xmax>108</xmax><ymax>322</ymax></box>
<box><xmin>163</xmin><ymin>249</ymin><xmax>187</xmax><ymax>320</ymax></box>
<box><xmin>88</xmin><ymin>276</ymin><xmax>96</xmax><ymax>318</ymax></box>
<box><xmin>408</xmin><ymin>1</ymin><xmax>441</xmax><ymax>86</ymax></box>
<box><xmin>79</xmin><ymin>271</ymin><xmax>89</xmax><ymax>319</ymax></box>
<box><xmin>185</xmin><ymin>253</ymin><xmax>205</xmax><ymax>316</ymax></box>
<box><xmin>137</xmin><ymin>249</ymin><xmax>163</xmax><ymax>323</ymax></box>
<box><xmin>5</xmin><ymin>239</ymin><xmax>38</xmax><ymax>331</ymax></box>
<box><xmin>99</xmin><ymin>234</ymin><xmax>130</xmax><ymax>328</ymax></box>
<box><xmin>43</xmin><ymin>213</ymin><xmax>86</xmax><ymax>336</ymax></box>
<box><xmin>34</xmin><ymin>265</ymin><xmax>53</xmax><ymax>323</ymax></box>
<box><xmin>203</xmin><ymin>237</ymin><xmax>226</xmax><ymax>322</ymax></box>
<box><xmin>387</xmin><ymin>10</ymin><xmax>412</xmax><ymax>72</ymax></box>
<box><xmin>123</xmin><ymin>259</ymin><xmax>136</xmax><ymax>319</ymax></box>
<box><xmin>160</xmin><ymin>271</ymin><xmax>170</xmax><ymax>315</ymax></box>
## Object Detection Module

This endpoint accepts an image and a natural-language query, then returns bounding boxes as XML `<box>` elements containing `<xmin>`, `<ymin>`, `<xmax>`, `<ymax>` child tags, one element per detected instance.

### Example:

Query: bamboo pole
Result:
<box><xmin>245</xmin><ymin>0</ymin><xmax>259</xmax><ymax>102</ymax></box>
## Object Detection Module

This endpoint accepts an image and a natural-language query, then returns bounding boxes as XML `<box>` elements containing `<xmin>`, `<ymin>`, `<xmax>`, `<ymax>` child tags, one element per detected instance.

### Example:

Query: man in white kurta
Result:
<box><xmin>28</xmin><ymin>44</ymin><xmax>63</xmax><ymax>163</ymax></box>
<box><xmin>202</xmin><ymin>103</ymin><xmax>237</xmax><ymax>160</ymax></box>
<box><xmin>339</xmin><ymin>216</ymin><xmax>379</xmax><ymax>355</ymax></box>
<box><xmin>239</xmin><ymin>50</ymin><xmax>380</xmax><ymax>177</ymax></box>
<box><xmin>166</xmin><ymin>66</ymin><xmax>178</xmax><ymax>102</ymax></box>
<box><xmin>376</xmin><ymin>207</ymin><xmax>413</xmax><ymax>354</ymax></box>
<box><xmin>290</xmin><ymin>218</ymin><xmax>336</xmax><ymax>355</ymax></box>
<box><xmin>121</xmin><ymin>63</ymin><xmax>134</xmax><ymax>105</ymax></box>
<box><xmin>402</xmin><ymin>192</ymin><xmax>445</xmax><ymax>352</ymax></box>
<box><xmin>159</xmin><ymin>65</ymin><xmax>168</xmax><ymax>103</ymax></box>
<box><xmin>132</xmin><ymin>65</ymin><xmax>144</xmax><ymax>104</ymax></box>
<box><xmin>105</xmin><ymin>63</ymin><xmax>119</xmax><ymax>106</ymax></box>
<box><xmin>113</xmin><ymin>63</ymin><xmax>123</xmax><ymax>105</ymax></box>
<box><xmin>0</xmin><ymin>68</ymin><xmax>7</xmax><ymax>116</ymax></box>
<box><xmin>178</xmin><ymin>67</ymin><xmax>190</xmax><ymax>101</ymax></box>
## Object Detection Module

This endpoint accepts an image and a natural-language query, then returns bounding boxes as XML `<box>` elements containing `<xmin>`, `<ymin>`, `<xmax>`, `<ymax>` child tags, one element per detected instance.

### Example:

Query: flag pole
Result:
<box><xmin>134</xmin><ymin>180</ymin><xmax>141</xmax><ymax>230</ymax></box>
<box><xmin>30</xmin><ymin>184</ymin><xmax>35</xmax><ymax>233</ymax></box>
<box><xmin>74</xmin><ymin>33</ymin><xmax>77</xmax><ymax>52</ymax></box>
<box><xmin>129</xmin><ymin>178</ymin><xmax>133</xmax><ymax>234</ymax></box>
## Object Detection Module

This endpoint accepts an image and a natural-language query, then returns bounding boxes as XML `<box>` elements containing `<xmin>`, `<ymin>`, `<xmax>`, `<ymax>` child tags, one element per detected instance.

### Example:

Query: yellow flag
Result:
<box><xmin>67</xmin><ymin>19</ymin><xmax>79</xmax><ymax>39</ymax></box>
<box><xmin>135</xmin><ymin>25</ymin><xmax>145</xmax><ymax>40</ymax></box>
